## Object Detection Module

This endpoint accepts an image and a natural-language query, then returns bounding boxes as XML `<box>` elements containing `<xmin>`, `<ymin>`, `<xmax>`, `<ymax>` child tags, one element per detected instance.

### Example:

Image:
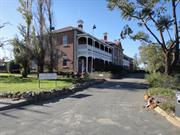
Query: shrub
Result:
<box><xmin>145</xmin><ymin>72</ymin><xmax>177</xmax><ymax>88</ymax></box>
<box><xmin>148</xmin><ymin>87</ymin><xmax>175</xmax><ymax>97</ymax></box>
<box><xmin>160</xmin><ymin>102</ymin><xmax>175</xmax><ymax>112</ymax></box>
<box><xmin>6</xmin><ymin>60</ymin><xmax>20</xmax><ymax>73</ymax></box>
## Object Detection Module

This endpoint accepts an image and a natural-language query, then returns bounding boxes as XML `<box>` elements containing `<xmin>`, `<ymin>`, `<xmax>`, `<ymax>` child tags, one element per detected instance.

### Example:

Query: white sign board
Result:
<box><xmin>39</xmin><ymin>73</ymin><xmax>57</xmax><ymax>80</ymax></box>
<box><xmin>99</xmin><ymin>74</ymin><xmax>104</xmax><ymax>77</ymax></box>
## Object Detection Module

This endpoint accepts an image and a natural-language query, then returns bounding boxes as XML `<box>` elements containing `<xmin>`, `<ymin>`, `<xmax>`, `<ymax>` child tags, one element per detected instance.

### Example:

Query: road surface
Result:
<box><xmin>0</xmin><ymin>73</ymin><xmax>180</xmax><ymax>135</ymax></box>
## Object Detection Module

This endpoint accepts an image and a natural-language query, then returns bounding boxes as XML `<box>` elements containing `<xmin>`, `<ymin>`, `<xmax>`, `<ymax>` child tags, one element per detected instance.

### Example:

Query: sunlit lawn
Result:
<box><xmin>0</xmin><ymin>73</ymin><xmax>73</xmax><ymax>93</ymax></box>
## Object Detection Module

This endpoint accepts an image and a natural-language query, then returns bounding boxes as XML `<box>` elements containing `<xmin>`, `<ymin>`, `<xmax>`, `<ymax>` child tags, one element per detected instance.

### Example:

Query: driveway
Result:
<box><xmin>0</xmin><ymin>73</ymin><xmax>180</xmax><ymax>135</ymax></box>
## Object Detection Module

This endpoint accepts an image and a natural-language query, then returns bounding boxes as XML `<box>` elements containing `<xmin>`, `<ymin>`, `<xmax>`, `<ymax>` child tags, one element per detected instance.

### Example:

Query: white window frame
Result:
<box><xmin>63</xmin><ymin>35</ymin><xmax>68</xmax><ymax>46</ymax></box>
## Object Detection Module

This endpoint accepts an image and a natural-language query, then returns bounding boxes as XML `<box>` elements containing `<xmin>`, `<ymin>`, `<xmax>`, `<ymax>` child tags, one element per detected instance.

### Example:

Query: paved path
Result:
<box><xmin>0</xmin><ymin>74</ymin><xmax>180</xmax><ymax>135</ymax></box>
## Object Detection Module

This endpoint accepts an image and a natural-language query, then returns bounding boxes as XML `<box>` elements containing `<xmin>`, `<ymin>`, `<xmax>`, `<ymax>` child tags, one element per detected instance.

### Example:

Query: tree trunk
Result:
<box><xmin>171</xmin><ymin>0</ymin><xmax>179</xmax><ymax>71</ymax></box>
<box><xmin>164</xmin><ymin>51</ymin><xmax>172</xmax><ymax>75</ymax></box>
<box><xmin>38</xmin><ymin>60</ymin><xmax>44</xmax><ymax>73</ymax></box>
<box><xmin>22</xmin><ymin>62</ymin><xmax>29</xmax><ymax>78</ymax></box>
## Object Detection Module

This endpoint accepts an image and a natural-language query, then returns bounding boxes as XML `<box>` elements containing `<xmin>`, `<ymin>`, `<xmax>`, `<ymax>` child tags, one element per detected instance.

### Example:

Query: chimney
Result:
<box><xmin>103</xmin><ymin>32</ymin><xmax>108</xmax><ymax>41</ymax></box>
<box><xmin>77</xmin><ymin>19</ymin><xmax>84</xmax><ymax>29</ymax></box>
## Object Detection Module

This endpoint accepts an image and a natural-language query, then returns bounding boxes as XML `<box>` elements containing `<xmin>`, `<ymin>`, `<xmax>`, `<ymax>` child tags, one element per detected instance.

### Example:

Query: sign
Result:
<box><xmin>38</xmin><ymin>73</ymin><xmax>57</xmax><ymax>88</ymax></box>
<box><xmin>39</xmin><ymin>73</ymin><xmax>57</xmax><ymax>80</ymax></box>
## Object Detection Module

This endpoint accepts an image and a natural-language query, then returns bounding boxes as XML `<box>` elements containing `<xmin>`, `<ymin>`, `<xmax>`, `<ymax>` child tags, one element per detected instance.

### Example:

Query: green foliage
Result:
<box><xmin>17</xmin><ymin>0</ymin><xmax>33</xmax><ymax>27</ymax></box>
<box><xmin>12</xmin><ymin>0</ymin><xmax>33</xmax><ymax>77</ymax></box>
<box><xmin>6</xmin><ymin>60</ymin><xmax>20</xmax><ymax>73</ymax></box>
<box><xmin>160</xmin><ymin>102</ymin><xmax>175</xmax><ymax>112</ymax></box>
<box><xmin>147</xmin><ymin>87</ymin><xmax>176</xmax><ymax>113</ymax></box>
<box><xmin>145</xmin><ymin>72</ymin><xmax>177</xmax><ymax>88</ymax></box>
<box><xmin>132</xmin><ymin>31</ymin><xmax>150</xmax><ymax>43</ymax></box>
<box><xmin>139</xmin><ymin>43</ymin><xmax>164</xmax><ymax>73</ymax></box>
<box><xmin>148</xmin><ymin>87</ymin><xmax>175</xmax><ymax>97</ymax></box>
<box><xmin>107</xmin><ymin>0</ymin><xmax>180</xmax><ymax>75</ymax></box>
<box><xmin>11</xmin><ymin>37</ymin><xmax>29</xmax><ymax>77</ymax></box>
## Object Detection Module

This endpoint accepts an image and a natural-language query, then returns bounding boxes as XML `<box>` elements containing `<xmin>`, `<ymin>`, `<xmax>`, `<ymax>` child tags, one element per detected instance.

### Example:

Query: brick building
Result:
<box><xmin>43</xmin><ymin>20</ymin><xmax>132</xmax><ymax>73</ymax></box>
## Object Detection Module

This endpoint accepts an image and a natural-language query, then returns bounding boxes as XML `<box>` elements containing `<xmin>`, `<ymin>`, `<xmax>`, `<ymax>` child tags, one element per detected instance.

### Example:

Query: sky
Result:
<box><xmin>0</xmin><ymin>0</ymin><xmax>179</xmax><ymax>60</ymax></box>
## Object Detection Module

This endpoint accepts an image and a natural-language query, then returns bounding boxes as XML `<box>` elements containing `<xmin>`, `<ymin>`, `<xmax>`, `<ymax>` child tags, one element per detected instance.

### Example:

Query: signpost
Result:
<box><xmin>39</xmin><ymin>73</ymin><xmax>57</xmax><ymax>88</ymax></box>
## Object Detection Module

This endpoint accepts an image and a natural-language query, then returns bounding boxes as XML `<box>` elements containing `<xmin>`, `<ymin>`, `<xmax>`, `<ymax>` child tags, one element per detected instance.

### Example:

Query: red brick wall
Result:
<box><xmin>54</xmin><ymin>30</ymin><xmax>74</xmax><ymax>72</ymax></box>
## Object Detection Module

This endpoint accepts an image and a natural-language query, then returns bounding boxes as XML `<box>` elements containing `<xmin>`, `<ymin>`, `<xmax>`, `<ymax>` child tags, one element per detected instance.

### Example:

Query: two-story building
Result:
<box><xmin>41</xmin><ymin>20</ymin><xmax>132</xmax><ymax>73</ymax></box>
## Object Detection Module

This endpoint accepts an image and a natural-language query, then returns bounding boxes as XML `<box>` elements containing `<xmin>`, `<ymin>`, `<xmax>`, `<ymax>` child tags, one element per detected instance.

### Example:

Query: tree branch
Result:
<box><xmin>142</xmin><ymin>19</ymin><xmax>167</xmax><ymax>52</ymax></box>
<box><xmin>175</xmin><ymin>0</ymin><xmax>180</xmax><ymax>7</ymax></box>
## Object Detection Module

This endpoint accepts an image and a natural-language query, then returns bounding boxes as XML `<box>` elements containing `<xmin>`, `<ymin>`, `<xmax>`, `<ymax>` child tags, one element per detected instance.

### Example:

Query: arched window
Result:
<box><xmin>78</xmin><ymin>37</ymin><xmax>87</xmax><ymax>44</ymax></box>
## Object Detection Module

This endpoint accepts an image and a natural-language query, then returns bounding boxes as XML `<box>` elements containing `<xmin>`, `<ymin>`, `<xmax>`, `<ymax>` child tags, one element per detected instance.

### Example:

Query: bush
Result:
<box><xmin>147</xmin><ymin>87</ymin><xmax>175</xmax><ymax>97</ymax></box>
<box><xmin>160</xmin><ymin>102</ymin><xmax>175</xmax><ymax>112</ymax></box>
<box><xmin>6</xmin><ymin>60</ymin><xmax>20</xmax><ymax>73</ymax></box>
<box><xmin>145</xmin><ymin>72</ymin><xmax>177</xmax><ymax>88</ymax></box>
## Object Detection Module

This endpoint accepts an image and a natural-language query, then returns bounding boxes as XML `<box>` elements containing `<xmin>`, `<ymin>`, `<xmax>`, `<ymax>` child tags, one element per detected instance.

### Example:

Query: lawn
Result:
<box><xmin>0</xmin><ymin>73</ymin><xmax>73</xmax><ymax>93</ymax></box>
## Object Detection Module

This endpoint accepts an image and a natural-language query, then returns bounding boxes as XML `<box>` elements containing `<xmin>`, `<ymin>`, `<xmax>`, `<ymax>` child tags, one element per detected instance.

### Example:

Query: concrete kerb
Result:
<box><xmin>0</xmin><ymin>79</ymin><xmax>105</xmax><ymax>111</ymax></box>
<box><xmin>154</xmin><ymin>106</ymin><xmax>180</xmax><ymax>128</ymax></box>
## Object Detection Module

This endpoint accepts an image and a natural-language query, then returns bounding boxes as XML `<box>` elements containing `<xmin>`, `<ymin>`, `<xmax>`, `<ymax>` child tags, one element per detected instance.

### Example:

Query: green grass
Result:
<box><xmin>0</xmin><ymin>73</ymin><xmax>73</xmax><ymax>93</ymax></box>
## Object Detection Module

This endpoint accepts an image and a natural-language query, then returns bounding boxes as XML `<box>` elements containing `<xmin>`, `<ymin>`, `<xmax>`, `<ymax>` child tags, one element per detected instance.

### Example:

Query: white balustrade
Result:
<box><xmin>77</xmin><ymin>44</ymin><xmax>112</xmax><ymax>62</ymax></box>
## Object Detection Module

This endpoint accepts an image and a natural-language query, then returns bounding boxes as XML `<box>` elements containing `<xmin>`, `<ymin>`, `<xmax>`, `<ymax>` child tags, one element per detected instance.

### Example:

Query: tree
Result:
<box><xmin>107</xmin><ymin>0</ymin><xmax>179</xmax><ymax>75</ymax></box>
<box><xmin>133</xmin><ymin>53</ymin><xmax>139</xmax><ymax>71</ymax></box>
<box><xmin>45</xmin><ymin>0</ymin><xmax>55</xmax><ymax>72</ymax></box>
<box><xmin>0</xmin><ymin>22</ymin><xmax>10</xmax><ymax>48</ymax></box>
<box><xmin>12</xmin><ymin>0</ymin><xmax>33</xmax><ymax>77</ymax></box>
<box><xmin>33</xmin><ymin>0</ymin><xmax>46</xmax><ymax>73</ymax></box>
<box><xmin>12</xmin><ymin>37</ymin><xmax>30</xmax><ymax>77</ymax></box>
<box><xmin>139</xmin><ymin>43</ymin><xmax>164</xmax><ymax>73</ymax></box>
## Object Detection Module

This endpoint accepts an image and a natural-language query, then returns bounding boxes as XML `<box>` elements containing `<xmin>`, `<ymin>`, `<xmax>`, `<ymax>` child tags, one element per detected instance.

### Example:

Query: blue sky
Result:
<box><xmin>0</xmin><ymin>0</ymin><xmax>179</xmax><ymax>60</ymax></box>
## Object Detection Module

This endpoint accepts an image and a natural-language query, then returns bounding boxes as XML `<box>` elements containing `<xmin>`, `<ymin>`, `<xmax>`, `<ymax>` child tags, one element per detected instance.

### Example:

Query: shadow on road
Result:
<box><xmin>0</xmin><ymin>73</ymin><xmax>147</xmax><ymax>118</ymax></box>
<box><xmin>69</xmin><ymin>94</ymin><xmax>92</xmax><ymax>99</ymax></box>
<box><xmin>90</xmin><ymin>73</ymin><xmax>148</xmax><ymax>91</ymax></box>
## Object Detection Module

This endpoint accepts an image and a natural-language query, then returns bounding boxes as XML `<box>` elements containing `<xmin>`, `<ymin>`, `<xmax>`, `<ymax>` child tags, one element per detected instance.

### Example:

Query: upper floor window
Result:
<box><xmin>95</xmin><ymin>41</ymin><xmax>99</xmax><ymax>48</ymax></box>
<box><xmin>88</xmin><ymin>38</ymin><xmax>92</xmax><ymax>45</ymax></box>
<box><xmin>105</xmin><ymin>46</ymin><xmax>108</xmax><ymax>52</ymax></box>
<box><xmin>63</xmin><ymin>35</ymin><xmax>68</xmax><ymax>46</ymax></box>
<box><xmin>78</xmin><ymin>37</ymin><xmax>86</xmax><ymax>44</ymax></box>
<box><xmin>100</xmin><ymin>44</ymin><xmax>104</xmax><ymax>50</ymax></box>
<box><xmin>109</xmin><ymin>48</ymin><xmax>112</xmax><ymax>54</ymax></box>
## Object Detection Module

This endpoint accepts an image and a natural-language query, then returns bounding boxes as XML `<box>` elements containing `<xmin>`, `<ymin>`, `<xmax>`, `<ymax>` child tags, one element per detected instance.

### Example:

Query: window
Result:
<box><xmin>100</xmin><ymin>44</ymin><xmax>104</xmax><ymax>50</ymax></box>
<box><xmin>105</xmin><ymin>46</ymin><xmax>108</xmax><ymax>52</ymax></box>
<box><xmin>109</xmin><ymin>48</ymin><xmax>112</xmax><ymax>54</ymax></box>
<box><xmin>63</xmin><ymin>35</ymin><xmax>68</xmax><ymax>46</ymax></box>
<box><xmin>95</xmin><ymin>41</ymin><xmax>99</xmax><ymax>48</ymax></box>
<box><xmin>63</xmin><ymin>59</ymin><xmax>67</xmax><ymax>66</ymax></box>
<box><xmin>88</xmin><ymin>38</ymin><xmax>92</xmax><ymax>45</ymax></box>
<box><xmin>78</xmin><ymin>37</ymin><xmax>86</xmax><ymax>44</ymax></box>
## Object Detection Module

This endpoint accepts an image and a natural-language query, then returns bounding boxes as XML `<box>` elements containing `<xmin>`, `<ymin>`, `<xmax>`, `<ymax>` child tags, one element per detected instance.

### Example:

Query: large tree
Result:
<box><xmin>108</xmin><ymin>0</ymin><xmax>179</xmax><ymax>75</ymax></box>
<box><xmin>139</xmin><ymin>43</ymin><xmax>164</xmax><ymax>73</ymax></box>
<box><xmin>33</xmin><ymin>0</ymin><xmax>46</xmax><ymax>73</ymax></box>
<box><xmin>45</xmin><ymin>0</ymin><xmax>55</xmax><ymax>72</ymax></box>
<box><xmin>12</xmin><ymin>0</ymin><xmax>33</xmax><ymax>77</ymax></box>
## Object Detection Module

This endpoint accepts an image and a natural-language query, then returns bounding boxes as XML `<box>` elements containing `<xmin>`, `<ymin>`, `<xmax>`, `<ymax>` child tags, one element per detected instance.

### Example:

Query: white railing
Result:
<box><xmin>77</xmin><ymin>44</ymin><xmax>112</xmax><ymax>62</ymax></box>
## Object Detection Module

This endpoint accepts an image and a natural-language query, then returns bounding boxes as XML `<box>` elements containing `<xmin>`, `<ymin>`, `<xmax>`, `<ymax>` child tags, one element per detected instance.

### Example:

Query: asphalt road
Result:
<box><xmin>0</xmin><ymin>73</ymin><xmax>180</xmax><ymax>135</ymax></box>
